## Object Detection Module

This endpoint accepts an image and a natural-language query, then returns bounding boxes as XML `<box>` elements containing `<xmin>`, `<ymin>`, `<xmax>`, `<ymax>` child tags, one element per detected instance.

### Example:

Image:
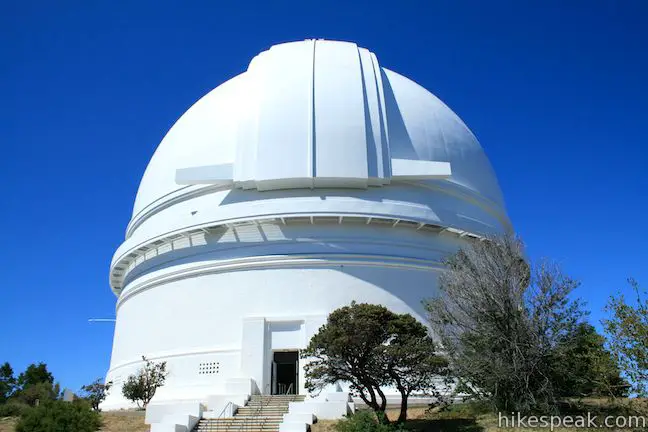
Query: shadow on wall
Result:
<box><xmin>381</xmin><ymin>67</ymin><xmax>418</xmax><ymax>161</ymax></box>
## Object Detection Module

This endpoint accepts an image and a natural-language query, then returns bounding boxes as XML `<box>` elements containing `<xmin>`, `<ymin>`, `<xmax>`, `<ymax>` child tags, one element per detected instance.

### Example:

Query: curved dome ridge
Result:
<box><xmin>132</xmin><ymin>39</ymin><xmax>506</xmax><ymax>217</ymax></box>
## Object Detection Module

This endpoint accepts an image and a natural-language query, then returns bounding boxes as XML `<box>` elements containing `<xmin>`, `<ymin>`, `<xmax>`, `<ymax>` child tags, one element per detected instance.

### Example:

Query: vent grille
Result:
<box><xmin>198</xmin><ymin>361</ymin><xmax>220</xmax><ymax>375</ymax></box>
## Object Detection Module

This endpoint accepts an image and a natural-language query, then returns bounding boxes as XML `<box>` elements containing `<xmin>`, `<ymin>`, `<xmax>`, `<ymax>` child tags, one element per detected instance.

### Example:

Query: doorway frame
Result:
<box><xmin>270</xmin><ymin>349</ymin><xmax>299</xmax><ymax>395</ymax></box>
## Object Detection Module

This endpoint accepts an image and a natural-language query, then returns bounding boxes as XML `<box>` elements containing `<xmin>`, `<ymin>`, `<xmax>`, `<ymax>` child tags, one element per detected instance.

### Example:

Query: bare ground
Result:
<box><xmin>0</xmin><ymin>411</ymin><xmax>149</xmax><ymax>432</ymax></box>
<box><xmin>2</xmin><ymin>399</ymin><xmax>645</xmax><ymax>432</ymax></box>
<box><xmin>312</xmin><ymin>399</ymin><xmax>648</xmax><ymax>432</ymax></box>
<box><xmin>100</xmin><ymin>411</ymin><xmax>148</xmax><ymax>432</ymax></box>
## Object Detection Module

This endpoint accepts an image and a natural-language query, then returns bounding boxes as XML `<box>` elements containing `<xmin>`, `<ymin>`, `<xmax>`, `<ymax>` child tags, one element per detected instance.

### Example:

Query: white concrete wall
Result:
<box><xmin>103</xmin><ymin>221</ymin><xmax>471</xmax><ymax>409</ymax></box>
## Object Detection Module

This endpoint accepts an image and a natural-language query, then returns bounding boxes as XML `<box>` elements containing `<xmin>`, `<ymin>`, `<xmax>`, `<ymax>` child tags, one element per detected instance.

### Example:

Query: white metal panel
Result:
<box><xmin>254</xmin><ymin>40</ymin><xmax>315</xmax><ymax>188</ymax></box>
<box><xmin>234</xmin><ymin>55</ymin><xmax>263</xmax><ymax>189</ymax></box>
<box><xmin>313</xmin><ymin>41</ymin><xmax>368</xmax><ymax>187</ymax></box>
<box><xmin>175</xmin><ymin>164</ymin><xmax>233</xmax><ymax>186</ymax></box>
<box><xmin>358</xmin><ymin>47</ymin><xmax>387</xmax><ymax>184</ymax></box>
<box><xmin>391</xmin><ymin>159</ymin><xmax>452</xmax><ymax>180</ymax></box>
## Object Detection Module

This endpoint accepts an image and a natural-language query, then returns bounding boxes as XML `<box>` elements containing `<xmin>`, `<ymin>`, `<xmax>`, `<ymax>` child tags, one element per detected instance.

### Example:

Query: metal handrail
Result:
<box><xmin>213</xmin><ymin>401</ymin><xmax>234</xmax><ymax>431</ymax></box>
<box><xmin>244</xmin><ymin>394</ymin><xmax>273</xmax><ymax>432</ymax></box>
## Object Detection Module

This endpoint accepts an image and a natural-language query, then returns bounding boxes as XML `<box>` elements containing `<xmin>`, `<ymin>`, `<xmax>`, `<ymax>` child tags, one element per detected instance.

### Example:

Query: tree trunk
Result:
<box><xmin>397</xmin><ymin>390</ymin><xmax>409</xmax><ymax>423</ymax></box>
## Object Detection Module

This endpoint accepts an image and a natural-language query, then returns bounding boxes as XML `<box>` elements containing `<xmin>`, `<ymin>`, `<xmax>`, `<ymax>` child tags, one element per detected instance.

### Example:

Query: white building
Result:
<box><xmin>102</xmin><ymin>39</ymin><xmax>510</xmax><ymax>413</ymax></box>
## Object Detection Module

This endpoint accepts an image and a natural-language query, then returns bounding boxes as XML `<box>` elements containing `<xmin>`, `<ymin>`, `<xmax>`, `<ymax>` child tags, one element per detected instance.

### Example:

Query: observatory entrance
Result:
<box><xmin>271</xmin><ymin>351</ymin><xmax>298</xmax><ymax>395</ymax></box>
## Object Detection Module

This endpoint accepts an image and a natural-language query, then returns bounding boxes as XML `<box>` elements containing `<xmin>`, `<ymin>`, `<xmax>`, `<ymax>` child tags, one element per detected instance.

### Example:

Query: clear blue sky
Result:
<box><xmin>1</xmin><ymin>1</ymin><xmax>646</xmax><ymax>392</ymax></box>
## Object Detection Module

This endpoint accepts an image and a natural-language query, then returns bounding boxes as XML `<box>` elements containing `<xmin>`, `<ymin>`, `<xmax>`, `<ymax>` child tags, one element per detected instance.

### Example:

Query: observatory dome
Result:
<box><xmin>132</xmin><ymin>40</ymin><xmax>504</xmax><ymax>218</ymax></box>
<box><xmin>103</xmin><ymin>40</ymin><xmax>510</xmax><ymax>412</ymax></box>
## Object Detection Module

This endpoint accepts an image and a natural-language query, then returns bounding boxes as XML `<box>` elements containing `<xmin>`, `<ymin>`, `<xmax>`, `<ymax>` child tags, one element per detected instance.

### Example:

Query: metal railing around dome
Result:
<box><xmin>110</xmin><ymin>214</ymin><xmax>490</xmax><ymax>294</ymax></box>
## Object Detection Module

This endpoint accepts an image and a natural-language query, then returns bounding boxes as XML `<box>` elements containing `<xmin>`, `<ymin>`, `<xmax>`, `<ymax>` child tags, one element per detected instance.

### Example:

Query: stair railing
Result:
<box><xmin>213</xmin><ymin>401</ymin><xmax>234</xmax><ymax>431</ymax></box>
<box><xmin>244</xmin><ymin>394</ymin><xmax>273</xmax><ymax>432</ymax></box>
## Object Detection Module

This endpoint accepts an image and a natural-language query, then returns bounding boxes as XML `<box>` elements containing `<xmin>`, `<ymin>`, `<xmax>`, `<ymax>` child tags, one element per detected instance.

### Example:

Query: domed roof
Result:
<box><xmin>132</xmin><ymin>40</ymin><xmax>505</xmax><ymax>219</ymax></box>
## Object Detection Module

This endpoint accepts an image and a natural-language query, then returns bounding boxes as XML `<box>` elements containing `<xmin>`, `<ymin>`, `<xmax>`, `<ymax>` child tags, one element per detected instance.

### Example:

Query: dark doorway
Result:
<box><xmin>271</xmin><ymin>351</ymin><xmax>298</xmax><ymax>395</ymax></box>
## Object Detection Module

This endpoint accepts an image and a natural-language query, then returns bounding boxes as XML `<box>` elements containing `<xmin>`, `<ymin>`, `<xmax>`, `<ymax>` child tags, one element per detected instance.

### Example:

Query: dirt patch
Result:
<box><xmin>0</xmin><ymin>418</ymin><xmax>18</xmax><ymax>432</ymax></box>
<box><xmin>0</xmin><ymin>412</ymin><xmax>149</xmax><ymax>432</ymax></box>
<box><xmin>100</xmin><ymin>411</ymin><xmax>148</xmax><ymax>432</ymax></box>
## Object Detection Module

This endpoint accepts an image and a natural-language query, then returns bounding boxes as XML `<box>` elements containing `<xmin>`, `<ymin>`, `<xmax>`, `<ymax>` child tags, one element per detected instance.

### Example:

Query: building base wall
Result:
<box><xmin>103</xmin><ymin>260</ymin><xmax>444</xmax><ymax>410</ymax></box>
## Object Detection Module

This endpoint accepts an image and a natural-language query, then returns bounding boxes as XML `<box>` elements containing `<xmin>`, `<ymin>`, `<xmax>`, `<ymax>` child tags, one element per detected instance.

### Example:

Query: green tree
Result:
<box><xmin>603</xmin><ymin>278</ymin><xmax>648</xmax><ymax>396</ymax></box>
<box><xmin>550</xmin><ymin>323</ymin><xmax>628</xmax><ymax>397</ymax></box>
<box><xmin>0</xmin><ymin>362</ymin><xmax>16</xmax><ymax>403</ymax></box>
<box><xmin>13</xmin><ymin>363</ymin><xmax>59</xmax><ymax>406</ymax></box>
<box><xmin>426</xmin><ymin>234</ymin><xmax>586</xmax><ymax>414</ymax></box>
<box><xmin>15</xmin><ymin>382</ymin><xmax>61</xmax><ymax>406</ymax></box>
<box><xmin>122</xmin><ymin>356</ymin><xmax>168</xmax><ymax>408</ymax></box>
<box><xmin>15</xmin><ymin>399</ymin><xmax>101</xmax><ymax>432</ymax></box>
<box><xmin>302</xmin><ymin>302</ymin><xmax>450</xmax><ymax>424</ymax></box>
<box><xmin>80</xmin><ymin>379</ymin><xmax>112</xmax><ymax>412</ymax></box>
<box><xmin>17</xmin><ymin>363</ymin><xmax>54</xmax><ymax>388</ymax></box>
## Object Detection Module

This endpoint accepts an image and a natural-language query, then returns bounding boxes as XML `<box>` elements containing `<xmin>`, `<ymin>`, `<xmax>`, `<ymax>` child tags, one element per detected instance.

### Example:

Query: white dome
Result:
<box><xmin>132</xmin><ymin>40</ymin><xmax>505</xmax><ymax>218</ymax></box>
<box><xmin>103</xmin><ymin>40</ymin><xmax>512</xmax><ymax>411</ymax></box>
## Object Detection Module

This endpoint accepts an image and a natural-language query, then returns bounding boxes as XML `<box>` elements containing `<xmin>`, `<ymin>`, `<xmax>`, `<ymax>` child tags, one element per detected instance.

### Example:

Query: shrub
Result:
<box><xmin>122</xmin><ymin>356</ymin><xmax>168</xmax><ymax>408</ymax></box>
<box><xmin>334</xmin><ymin>410</ymin><xmax>406</xmax><ymax>432</ymax></box>
<box><xmin>0</xmin><ymin>400</ymin><xmax>30</xmax><ymax>417</ymax></box>
<box><xmin>15</xmin><ymin>400</ymin><xmax>101</xmax><ymax>432</ymax></box>
<box><xmin>80</xmin><ymin>378</ymin><xmax>112</xmax><ymax>411</ymax></box>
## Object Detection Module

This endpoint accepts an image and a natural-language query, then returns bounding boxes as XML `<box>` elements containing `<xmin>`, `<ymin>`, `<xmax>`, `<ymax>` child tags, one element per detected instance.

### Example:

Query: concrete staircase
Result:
<box><xmin>194</xmin><ymin>395</ymin><xmax>307</xmax><ymax>432</ymax></box>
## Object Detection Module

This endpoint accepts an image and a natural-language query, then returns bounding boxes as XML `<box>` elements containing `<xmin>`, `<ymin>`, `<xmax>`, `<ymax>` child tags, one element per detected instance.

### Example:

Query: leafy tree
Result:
<box><xmin>550</xmin><ymin>323</ymin><xmax>628</xmax><ymax>397</ymax></box>
<box><xmin>15</xmin><ymin>382</ymin><xmax>61</xmax><ymax>406</ymax></box>
<box><xmin>603</xmin><ymin>278</ymin><xmax>648</xmax><ymax>396</ymax></box>
<box><xmin>0</xmin><ymin>362</ymin><xmax>16</xmax><ymax>403</ymax></box>
<box><xmin>302</xmin><ymin>302</ymin><xmax>450</xmax><ymax>424</ymax></box>
<box><xmin>80</xmin><ymin>379</ymin><xmax>112</xmax><ymax>411</ymax></box>
<box><xmin>17</xmin><ymin>363</ymin><xmax>54</xmax><ymax>388</ymax></box>
<box><xmin>15</xmin><ymin>399</ymin><xmax>101</xmax><ymax>432</ymax></box>
<box><xmin>11</xmin><ymin>363</ymin><xmax>59</xmax><ymax>406</ymax></box>
<box><xmin>122</xmin><ymin>356</ymin><xmax>168</xmax><ymax>408</ymax></box>
<box><xmin>426</xmin><ymin>234</ymin><xmax>586</xmax><ymax>414</ymax></box>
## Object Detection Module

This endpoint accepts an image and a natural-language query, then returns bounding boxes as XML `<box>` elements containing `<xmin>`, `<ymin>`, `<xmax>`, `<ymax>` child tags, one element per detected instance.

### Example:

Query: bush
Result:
<box><xmin>122</xmin><ymin>356</ymin><xmax>168</xmax><ymax>408</ymax></box>
<box><xmin>0</xmin><ymin>400</ymin><xmax>30</xmax><ymax>417</ymax></box>
<box><xmin>15</xmin><ymin>400</ymin><xmax>101</xmax><ymax>432</ymax></box>
<box><xmin>334</xmin><ymin>410</ymin><xmax>406</xmax><ymax>432</ymax></box>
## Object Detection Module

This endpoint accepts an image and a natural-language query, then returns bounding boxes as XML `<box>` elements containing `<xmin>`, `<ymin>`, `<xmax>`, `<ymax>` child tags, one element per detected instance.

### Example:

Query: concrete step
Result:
<box><xmin>239</xmin><ymin>406</ymin><xmax>289</xmax><ymax>409</ymax></box>
<box><xmin>199</xmin><ymin>418</ymin><xmax>282</xmax><ymax>422</ymax></box>
<box><xmin>193</xmin><ymin>426</ymin><xmax>279</xmax><ymax>432</ymax></box>
<box><xmin>249</xmin><ymin>397</ymin><xmax>305</xmax><ymax>402</ymax></box>
<box><xmin>193</xmin><ymin>425</ymin><xmax>279</xmax><ymax>432</ymax></box>
<box><xmin>206</xmin><ymin>416</ymin><xmax>284</xmax><ymax>421</ymax></box>
<box><xmin>197</xmin><ymin>422</ymin><xmax>281</xmax><ymax>430</ymax></box>
<box><xmin>194</xmin><ymin>421</ymin><xmax>281</xmax><ymax>431</ymax></box>
<box><xmin>250</xmin><ymin>396</ymin><xmax>305</xmax><ymax>400</ymax></box>
<box><xmin>193</xmin><ymin>395</ymin><xmax>307</xmax><ymax>432</ymax></box>
<box><xmin>237</xmin><ymin>407</ymin><xmax>289</xmax><ymax>412</ymax></box>
<box><xmin>242</xmin><ymin>404</ymin><xmax>290</xmax><ymax>408</ymax></box>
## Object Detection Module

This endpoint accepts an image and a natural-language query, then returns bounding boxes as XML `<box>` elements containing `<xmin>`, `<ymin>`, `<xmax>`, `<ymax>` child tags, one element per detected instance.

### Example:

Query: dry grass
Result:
<box><xmin>0</xmin><ymin>417</ymin><xmax>17</xmax><ymax>432</ymax></box>
<box><xmin>312</xmin><ymin>407</ymin><xmax>431</xmax><ymax>432</ymax></box>
<box><xmin>313</xmin><ymin>399</ymin><xmax>648</xmax><ymax>432</ymax></box>
<box><xmin>100</xmin><ymin>411</ymin><xmax>148</xmax><ymax>432</ymax></box>
<box><xmin>2</xmin><ymin>399</ymin><xmax>646</xmax><ymax>432</ymax></box>
<box><xmin>0</xmin><ymin>411</ymin><xmax>149</xmax><ymax>432</ymax></box>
